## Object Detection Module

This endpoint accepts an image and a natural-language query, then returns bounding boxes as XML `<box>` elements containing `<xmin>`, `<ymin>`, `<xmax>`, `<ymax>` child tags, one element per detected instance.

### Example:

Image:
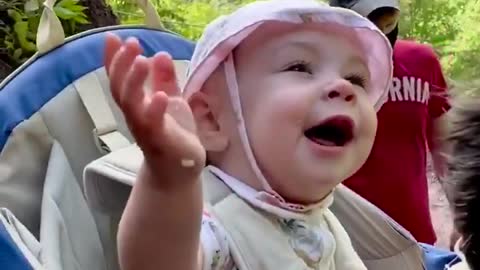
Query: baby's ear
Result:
<box><xmin>189</xmin><ymin>91</ymin><xmax>228</xmax><ymax>152</ymax></box>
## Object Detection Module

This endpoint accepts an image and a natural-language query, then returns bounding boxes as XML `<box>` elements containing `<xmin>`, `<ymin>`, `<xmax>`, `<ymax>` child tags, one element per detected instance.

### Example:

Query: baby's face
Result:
<box><xmin>196</xmin><ymin>24</ymin><xmax>378</xmax><ymax>204</ymax></box>
<box><xmin>235</xmin><ymin>25</ymin><xmax>377</xmax><ymax>203</ymax></box>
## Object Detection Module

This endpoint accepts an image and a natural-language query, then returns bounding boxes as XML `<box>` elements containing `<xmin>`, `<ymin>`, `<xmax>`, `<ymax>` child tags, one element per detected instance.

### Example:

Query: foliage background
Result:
<box><xmin>1</xmin><ymin>0</ymin><xmax>479</xmax><ymax>86</ymax></box>
<box><xmin>0</xmin><ymin>0</ymin><xmax>91</xmax><ymax>78</ymax></box>
<box><xmin>99</xmin><ymin>0</ymin><xmax>480</xmax><ymax>84</ymax></box>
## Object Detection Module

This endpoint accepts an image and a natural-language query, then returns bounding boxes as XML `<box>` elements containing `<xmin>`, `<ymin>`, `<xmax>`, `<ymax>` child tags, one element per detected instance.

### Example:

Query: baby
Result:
<box><xmin>104</xmin><ymin>0</ymin><xmax>392</xmax><ymax>269</ymax></box>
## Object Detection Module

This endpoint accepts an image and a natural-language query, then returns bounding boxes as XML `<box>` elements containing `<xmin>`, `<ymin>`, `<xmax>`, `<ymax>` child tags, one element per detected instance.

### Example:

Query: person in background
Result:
<box><xmin>330</xmin><ymin>0</ymin><xmax>450</xmax><ymax>245</ymax></box>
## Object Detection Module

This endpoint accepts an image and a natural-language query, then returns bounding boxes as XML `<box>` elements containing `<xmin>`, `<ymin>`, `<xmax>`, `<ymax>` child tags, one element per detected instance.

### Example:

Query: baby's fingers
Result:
<box><xmin>143</xmin><ymin>95</ymin><xmax>197</xmax><ymax>159</ymax></box>
<box><xmin>121</xmin><ymin>56</ymin><xmax>149</xmax><ymax>127</ymax></box>
<box><xmin>138</xmin><ymin>91</ymin><xmax>170</xmax><ymax>151</ymax></box>
<box><xmin>109</xmin><ymin>38</ymin><xmax>143</xmax><ymax>103</ymax></box>
<box><xmin>104</xmin><ymin>33</ymin><xmax>122</xmax><ymax>76</ymax></box>
<box><xmin>151</xmin><ymin>52</ymin><xmax>181</xmax><ymax>97</ymax></box>
<box><xmin>145</xmin><ymin>91</ymin><xmax>169</xmax><ymax>126</ymax></box>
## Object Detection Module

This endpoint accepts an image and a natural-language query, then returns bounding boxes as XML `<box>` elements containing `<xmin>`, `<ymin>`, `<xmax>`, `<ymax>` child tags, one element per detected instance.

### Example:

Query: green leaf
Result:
<box><xmin>7</xmin><ymin>9</ymin><xmax>24</xmax><ymax>22</ymax></box>
<box><xmin>13</xmin><ymin>21</ymin><xmax>36</xmax><ymax>52</ymax></box>
<box><xmin>73</xmin><ymin>16</ymin><xmax>89</xmax><ymax>24</ymax></box>
<box><xmin>54</xmin><ymin>6</ymin><xmax>77</xmax><ymax>19</ymax></box>
<box><xmin>13</xmin><ymin>48</ymin><xmax>22</xmax><ymax>59</ymax></box>
<box><xmin>24</xmin><ymin>0</ymin><xmax>39</xmax><ymax>12</ymax></box>
<box><xmin>4</xmin><ymin>40</ymin><xmax>15</xmax><ymax>50</ymax></box>
<box><xmin>67</xmin><ymin>5</ymin><xmax>87</xmax><ymax>12</ymax></box>
<box><xmin>27</xmin><ymin>14</ymin><xmax>40</xmax><ymax>34</ymax></box>
<box><xmin>56</xmin><ymin>0</ymin><xmax>78</xmax><ymax>8</ymax></box>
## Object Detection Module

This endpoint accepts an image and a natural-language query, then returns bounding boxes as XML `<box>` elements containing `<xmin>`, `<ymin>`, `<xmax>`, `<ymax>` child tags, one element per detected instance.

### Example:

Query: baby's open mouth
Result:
<box><xmin>304</xmin><ymin>116</ymin><xmax>354</xmax><ymax>147</ymax></box>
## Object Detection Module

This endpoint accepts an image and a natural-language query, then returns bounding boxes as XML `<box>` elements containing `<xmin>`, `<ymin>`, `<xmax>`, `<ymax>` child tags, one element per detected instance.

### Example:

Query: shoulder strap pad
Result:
<box><xmin>331</xmin><ymin>184</ymin><xmax>424</xmax><ymax>269</ymax></box>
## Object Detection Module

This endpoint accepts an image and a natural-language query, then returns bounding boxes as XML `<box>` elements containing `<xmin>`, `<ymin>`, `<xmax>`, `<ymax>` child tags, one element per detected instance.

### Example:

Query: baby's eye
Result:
<box><xmin>284</xmin><ymin>62</ymin><xmax>313</xmax><ymax>74</ymax></box>
<box><xmin>345</xmin><ymin>74</ymin><xmax>367</xmax><ymax>89</ymax></box>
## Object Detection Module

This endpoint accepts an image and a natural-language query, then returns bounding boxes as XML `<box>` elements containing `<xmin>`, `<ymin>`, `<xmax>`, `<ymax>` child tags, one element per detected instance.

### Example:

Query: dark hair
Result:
<box><xmin>447</xmin><ymin>96</ymin><xmax>480</xmax><ymax>269</ymax></box>
<box><xmin>329</xmin><ymin>0</ymin><xmax>399</xmax><ymax>17</ymax></box>
<box><xmin>366</xmin><ymin>7</ymin><xmax>398</xmax><ymax>22</ymax></box>
<box><xmin>386</xmin><ymin>23</ymin><xmax>399</xmax><ymax>47</ymax></box>
<box><xmin>329</xmin><ymin>0</ymin><xmax>359</xmax><ymax>9</ymax></box>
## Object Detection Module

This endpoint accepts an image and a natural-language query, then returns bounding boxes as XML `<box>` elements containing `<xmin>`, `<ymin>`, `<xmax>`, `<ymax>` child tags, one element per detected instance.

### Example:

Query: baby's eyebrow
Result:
<box><xmin>348</xmin><ymin>55</ymin><xmax>369</xmax><ymax>76</ymax></box>
<box><xmin>272</xmin><ymin>40</ymin><xmax>319</xmax><ymax>56</ymax></box>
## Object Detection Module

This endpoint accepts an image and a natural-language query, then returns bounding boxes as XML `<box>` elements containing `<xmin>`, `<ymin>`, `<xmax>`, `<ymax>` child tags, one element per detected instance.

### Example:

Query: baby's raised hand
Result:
<box><xmin>104</xmin><ymin>33</ymin><xmax>205</xmax><ymax>188</ymax></box>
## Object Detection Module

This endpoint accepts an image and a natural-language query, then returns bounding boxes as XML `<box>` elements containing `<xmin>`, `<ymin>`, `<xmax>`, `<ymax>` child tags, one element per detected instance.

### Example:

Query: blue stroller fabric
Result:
<box><xmin>421</xmin><ymin>243</ymin><xmax>462</xmax><ymax>269</ymax></box>
<box><xmin>0</xmin><ymin>222</ymin><xmax>32</xmax><ymax>270</ymax></box>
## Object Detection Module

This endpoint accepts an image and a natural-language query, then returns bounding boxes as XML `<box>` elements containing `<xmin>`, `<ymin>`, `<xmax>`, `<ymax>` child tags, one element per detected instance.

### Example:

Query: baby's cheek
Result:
<box><xmin>364</xmin><ymin>107</ymin><xmax>378</xmax><ymax>138</ymax></box>
<box><xmin>272</xmin><ymin>94</ymin><xmax>311</xmax><ymax>123</ymax></box>
<box><xmin>356</xmin><ymin>110</ymin><xmax>377</xmax><ymax>160</ymax></box>
<box><xmin>357</xmin><ymin>93</ymin><xmax>377</xmax><ymax>132</ymax></box>
<box><xmin>247</xmin><ymin>106</ymin><xmax>299</xmax><ymax>157</ymax></box>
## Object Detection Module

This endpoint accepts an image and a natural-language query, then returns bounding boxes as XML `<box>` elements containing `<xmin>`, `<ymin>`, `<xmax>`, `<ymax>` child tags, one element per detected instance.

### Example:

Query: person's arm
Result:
<box><xmin>426</xmin><ymin>48</ymin><xmax>450</xmax><ymax>181</ymax></box>
<box><xmin>423</xmin><ymin>47</ymin><xmax>459</xmax><ymax>249</ymax></box>
<box><xmin>430</xmin><ymin>114</ymin><xmax>449</xmax><ymax>179</ymax></box>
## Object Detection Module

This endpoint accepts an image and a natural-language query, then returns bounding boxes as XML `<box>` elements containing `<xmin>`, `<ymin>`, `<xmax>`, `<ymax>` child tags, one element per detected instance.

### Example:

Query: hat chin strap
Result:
<box><xmin>223</xmin><ymin>53</ymin><xmax>324</xmax><ymax>212</ymax></box>
<box><xmin>223</xmin><ymin>54</ymin><xmax>273</xmax><ymax>193</ymax></box>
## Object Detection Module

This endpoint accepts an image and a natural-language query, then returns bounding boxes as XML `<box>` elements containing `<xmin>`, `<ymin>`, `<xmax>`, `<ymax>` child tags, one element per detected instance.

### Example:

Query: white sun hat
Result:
<box><xmin>184</xmin><ymin>0</ymin><xmax>392</xmax><ymax>109</ymax></box>
<box><xmin>183</xmin><ymin>0</ymin><xmax>394</xmax><ymax>212</ymax></box>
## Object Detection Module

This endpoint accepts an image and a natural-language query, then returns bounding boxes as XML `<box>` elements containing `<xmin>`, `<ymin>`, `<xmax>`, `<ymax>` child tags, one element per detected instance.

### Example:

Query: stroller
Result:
<box><xmin>0</xmin><ymin>0</ymin><xmax>462</xmax><ymax>269</ymax></box>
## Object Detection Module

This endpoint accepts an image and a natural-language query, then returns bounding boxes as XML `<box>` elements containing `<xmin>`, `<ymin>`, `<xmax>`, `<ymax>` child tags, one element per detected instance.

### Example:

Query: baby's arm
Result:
<box><xmin>104</xmin><ymin>33</ymin><xmax>206</xmax><ymax>270</ymax></box>
<box><xmin>118</xmin><ymin>166</ymin><xmax>204</xmax><ymax>270</ymax></box>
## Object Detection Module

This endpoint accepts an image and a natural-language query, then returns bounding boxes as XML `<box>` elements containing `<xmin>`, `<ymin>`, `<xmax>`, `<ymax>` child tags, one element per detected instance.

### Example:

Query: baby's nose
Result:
<box><xmin>324</xmin><ymin>79</ymin><xmax>356</xmax><ymax>103</ymax></box>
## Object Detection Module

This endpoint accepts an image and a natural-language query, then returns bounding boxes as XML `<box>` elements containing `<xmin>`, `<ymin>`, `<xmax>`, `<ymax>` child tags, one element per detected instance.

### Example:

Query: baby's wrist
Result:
<box><xmin>139</xmin><ymin>161</ymin><xmax>202</xmax><ymax>192</ymax></box>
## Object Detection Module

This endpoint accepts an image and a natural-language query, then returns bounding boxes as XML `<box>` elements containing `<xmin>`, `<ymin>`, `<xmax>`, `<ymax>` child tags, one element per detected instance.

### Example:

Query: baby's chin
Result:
<box><xmin>277</xmin><ymin>189</ymin><xmax>333</xmax><ymax>206</ymax></box>
<box><xmin>272</xmin><ymin>174</ymin><xmax>345</xmax><ymax>205</ymax></box>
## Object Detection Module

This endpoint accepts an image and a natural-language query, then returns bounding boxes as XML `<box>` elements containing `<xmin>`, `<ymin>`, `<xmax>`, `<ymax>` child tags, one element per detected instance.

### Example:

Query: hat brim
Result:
<box><xmin>184</xmin><ymin>2</ymin><xmax>393</xmax><ymax>111</ymax></box>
